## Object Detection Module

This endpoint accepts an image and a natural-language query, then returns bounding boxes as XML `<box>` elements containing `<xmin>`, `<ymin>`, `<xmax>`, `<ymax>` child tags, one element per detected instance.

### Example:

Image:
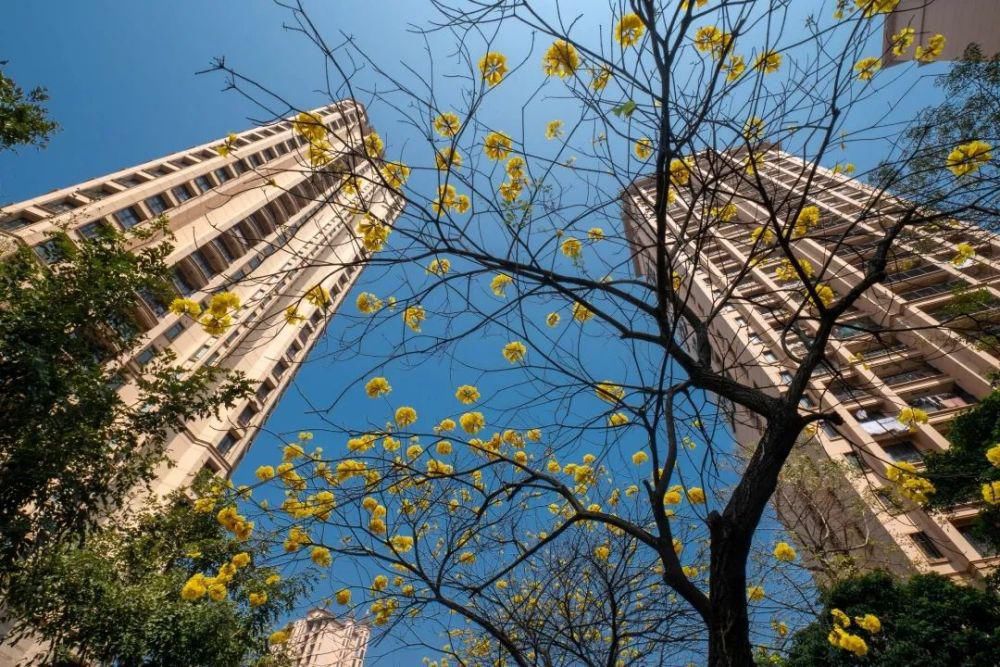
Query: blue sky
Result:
<box><xmin>2</xmin><ymin>1</ymin><xmax>955</xmax><ymax>664</ymax></box>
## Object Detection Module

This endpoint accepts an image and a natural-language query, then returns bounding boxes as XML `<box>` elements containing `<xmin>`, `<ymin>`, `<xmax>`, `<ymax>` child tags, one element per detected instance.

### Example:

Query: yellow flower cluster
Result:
<box><xmin>479</xmin><ymin>52</ymin><xmax>508</xmax><ymax>86</ymax></box>
<box><xmin>432</xmin><ymin>184</ymin><xmax>471</xmax><ymax>215</ymax></box>
<box><xmin>885</xmin><ymin>461</ymin><xmax>936</xmax><ymax>505</ymax></box>
<box><xmin>915</xmin><ymin>34</ymin><xmax>946</xmax><ymax>63</ymax></box>
<box><xmin>897</xmin><ymin>406</ymin><xmax>929</xmax><ymax>430</ymax></box>
<box><xmin>854</xmin><ymin>57</ymin><xmax>881</xmax><ymax>81</ymax></box>
<box><xmin>634</xmin><ymin>137</ymin><xmax>653</xmax><ymax>159</ymax></box>
<box><xmin>951</xmin><ymin>242</ymin><xmax>976</xmax><ymax>266</ymax></box>
<box><xmin>773</xmin><ymin>258</ymin><xmax>815</xmax><ymax>282</ymax></box>
<box><xmin>542</xmin><ymin>40</ymin><xmax>579</xmax><ymax>78</ymax></box>
<box><xmin>693</xmin><ymin>25</ymin><xmax>732</xmax><ymax>59</ymax></box>
<box><xmin>427</xmin><ymin>258</ymin><xmax>451</xmax><ymax>276</ymax></box>
<box><xmin>491</xmin><ymin>273</ymin><xmax>513</xmax><ymax>297</ymax></box>
<box><xmin>484</xmin><ymin>131</ymin><xmax>513</xmax><ymax>161</ymax></box>
<box><xmin>753</xmin><ymin>50</ymin><xmax>782</xmax><ymax>74</ymax></box>
<box><xmin>595</xmin><ymin>382</ymin><xmax>624</xmax><ymax>404</ymax></box>
<box><xmin>986</xmin><ymin>444</ymin><xmax>1000</xmax><ymax>467</ymax></box>
<box><xmin>794</xmin><ymin>205</ymin><xmax>820</xmax><ymax>237</ymax></box>
<box><xmin>356</xmin><ymin>213</ymin><xmax>392</xmax><ymax>252</ymax></box>
<box><xmin>356</xmin><ymin>291</ymin><xmax>384</xmax><ymax>314</ymax></box>
<box><xmin>169</xmin><ymin>292</ymin><xmax>241</xmax><ymax>336</ymax></box>
<box><xmin>773</xmin><ymin>541</ymin><xmax>797</xmax><ymax>561</ymax></box>
<box><xmin>402</xmin><ymin>305</ymin><xmax>426</xmax><ymax>332</ymax></box>
<box><xmin>889</xmin><ymin>27</ymin><xmax>916</xmax><ymax>56</ymax></box>
<box><xmin>455</xmin><ymin>385</ymin><xmax>480</xmax><ymax>404</ymax></box>
<box><xmin>983</xmin><ymin>480</ymin><xmax>1000</xmax><ymax>505</ymax></box>
<box><xmin>561</xmin><ymin>237</ymin><xmax>582</xmax><ymax>260</ymax></box>
<box><xmin>216</xmin><ymin>505</ymin><xmax>254</xmax><ymax>540</ymax></box>
<box><xmin>434</xmin><ymin>112</ymin><xmax>461</xmax><ymax>138</ymax></box>
<box><xmin>545</xmin><ymin>120</ymin><xmax>564</xmax><ymax>140</ymax></box>
<box><xmin>615</xmin><ymin>13</ymin><xmax>645</xmax><ymax>47</ymax></box>
<box><xmin>503</xmin><ymin>341</ymin><xmax>527</xmax><ymax>363</ymax></box>
<box><xmin>572</xmin><ymin>301</ymin><xmax>594</xmax><ymax>323</ymax></box>
<box><xmin>435</xmin><ymin>147</ymin><xmax>463</xmax><ymax>171</ymax></box>
<box><xmin>946</xmin><ymin>140</ymin><xmax>992</xmax><ymax>177</ymax></box>
<box><xmin>827</xmin><ymin>607</ymin><xmax>880</xmax><ymax>657</ymax></box>
<box><xmin>854</xmin><ymin>0</ymin><xmax>899</xmax><ymax>18</ymax></box>
<box><xmin>180</xmin><ymin>549</ymin><xmax>255</xmax><ymax>602</ymax></box>
<box><xmin>305</xmin><ymin>284</ymin><xmax>331</xmax><ymax>308</ymax></box>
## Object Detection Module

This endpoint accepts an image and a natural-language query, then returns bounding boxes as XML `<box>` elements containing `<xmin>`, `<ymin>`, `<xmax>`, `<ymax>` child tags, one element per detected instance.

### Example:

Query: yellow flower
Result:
<box><xmin>435</xmin><ymin>147</ymin><xmax>463</xmax><ymax>171</ymax></box>
<box><xmin>336</xmin><ymin>588</ymin><xmax>351</xmax><ymax>605</ymax></box>
<box><xmin>854</xmin><ymin>613</ymin><xmax>881</xmax><ymax>633</ymax></box>
<box><xmin>546</xmin><ymin>312</ymin><xmax>561</xmax><ymax>327</ymax></box>
<box><xmin>828</xmin><ymin>626</ymin><xmax>869</xmax><ymax>657</ymax></box>
<box><xmin>774</xmin><ymin>258</ymin><xmax>815</xmax><ymax>282</ymax></box>
<box><xmin>479</xmin><ymin>51</ymin><xmax>509</xmax><ymax>86</ymax></box>
<box><xmin>283</xmin><ymin>306</ymin><xmax>305</xmax><ymax>325</ymax></box>
<box><xmin>249</xmin><ymin>592</ymin><xmax>268</xmax><ymax>607</ymax></box>
<box><xmin>897</xmin><ymin>406</ymin><xmax>929</xmax><ymax>430</ymax></box>
<box><xmin>951</xmin><ymin>242</ymin><xmax>976</xmax><ymax>266</ymax></box>
<box><xmin>983</xmin><ymin>480</ymin><xmax>1000</xmax><ymax>505</ymax></box>
<box><xmin>293</xmin><ymin>111</ymin><xmax>325</xmax><ymax>140</ymax></box>
<box><xmin>915</xmin><ymin>33</ymin><xmax>946</xmax><ymax>63</ymax></box>
<box><xmin>169</xmin><ymin>297</ymin><xmax>202</xmax><ymax>317</ymax></box>
<box><xmin>491</xmin><ymin>273</ymin><xmax>513</xmax><ymax>297</ymax></box>
<box><xmin>455</xmin><ymin>385</ymin><xmax>480</xmax><ymax>404</ymax></box>
<box><xmin>498</xmin><ymin>180</ymin><xmax>523</xmax><ymax>202</ymax></box>
<box><xmin>460</xmin><ymin>411</ymin><xmax>486</xmax><ymax>434</ymax></box>
<box><xmin>381</xmin><ymin>161</ymin><xmax>410</xmax><ymax>190</ymax></box>
<box><xmin>773</xmin><ymin>541</ymin><xmax>797</xmax><ymax>561</ymax></box>
<box><xmin>311</xmin><ymin>546</ymin><xmax>332</xmax><ymax>567</ymax></box>
<box><xmin>590</xmin><ymin>65</ymin><xmax>612</xmax><ymax>91</ymax></box>
<box><xmin>588</xmin><ymin>227</ymin><xmax>604</xmax><ymax>240</ymax></box>
<box><xmin>854</xmin><ymin>0</ymin><xmax>900</xmax><ymax>18</ymax></box>
<box><xmin>545</xmin><ymin>120</ymin><xmax>564</xmax><ymax>140</ymax></box>
<box><xmin>402</xmin><ymin>305</ymin><xmax>425</xmax><ymax>332</ymax></box>
<box><xmin>365</xmin><ymin>376</ymin><xmax>392</xmax><ymax>398</ymax></box>
<box><xmin>723</xmin><ymin>54</ymin><xmax>746</xmax><ymax>82</ymax></box>
<box><xmin>571</xmin><ymin>301</ymin><xmax>593</xmax><ymax>323</ymax></box>
<box><xmin>634</xmin><ymin>137</ymin><xmax>653</xmax><ymax>159</ymax></box>
<box><xmin>561</xmin><ymin>237</ymin><xmax>582</xmax><ymax>260</ymax></box>
<box><xmin>372</xmin><ymin>575</ymin><xmax>389</xmax><ymax>591</ymax></box>
<box><xmin>615</xmin><ymin>13</ymin><xmax>645</xmax><ymax>47</ymax></box>
<box><xmin>854</xmin><ymin>57</ymin><xmax>881</xmax><ymax>81</ymax></box>
<box><xmin>231</xmin><ymin>552</ymin><xmax>251</xmax><ymax>568</ymax></box>
<box><xmin>435</xmin><ymin>440</ymin><xmax>453</xmax><ymax>456</ymax></box>
<box><xmin>180</xmin><ymin>573</ymin><xmax>208</xmax><ymax>601</ymax></box>
<box><xmin>813</xmin><ymin>283</ymin><xmax>835</xmax><ymax>308</ymax></box>
<box><xmin>256</xmin><ymin>465</ymin><xmax>275</xmax><ymax>482</ymax></box>
<box><xmin>363</xmin><ymin>131</ymin><xmax>384</xmax><ymax>158</ymax></box>
<box><xmin>687</xmin><ymin>487</ymin><xmax>706</xmax><ymax>504</ymax></box>
<box><xmin>609</xmin><ymin>412</ymin><xmax>629</xmax><ymax>427</ymax></box>
<box><xmin>395</xmin><ymin>406</ymin><xmax>418</xmax><ymax>427</ymax></box>
<box><xmin>595</xmin><ymin>382</ymin><xmax>624</xmax><ymax>403</ymax></box>
<box><xmin>747</xmin><ymin>585</ymin><xmax>765</xmax><ymax>601</ymax></box>
<box><xmin>743</xmin><ymin>116</ymin><xmax>765</xmax><ymax>142</ymax></box>
<box><xmin>356</xmin><ymin>291</ymin><xmax>383</xmax><ymax>314</ymax></box>
<box><xmin>594</xmin><ymin>545</ymin><xmax>611</xmax><ymax>560</ymax></box>
<box><xmin>389</xmin><ymin>534</ymin><xmax>415</xmax><ymax>553</ymax></box>
<box><xmin>434</xmin><ymin>111</ymin><xmax>461</xmax><ymax>137</ymax></box>
<box><xmin>484</xmin><ymin>131</ymin><xmax>513</xmax><ymax>160</ymax></box>
<box><xmin>269</xmin><ymin>629</ymin><xmax>290</xmax><ymax>645</ymax></box>
<box><xmin>886</xmin><ymin>461</ymin><xmax>936</xmax><ymax>505</ymax></box>
<box><xmin>889</xmin><ymin>26</ymin><xmax>915</xmax><ymax>55</ymax></box>
<box><xmin>986</xmin><ymin>444</ymin><xmax>1000</xmax><ymax>467</ymax></box>
<box><xmin>542</xmin><ymin>39</ymin><xmax>580</xmax><ymax>78</ymax></box>
<box><xmin>631</xmin><ymin>450</ymin><xmax>648</xmax><ymax>465</ymax></box>
<box><xmin>208</xmin><ymin>582</ymin><xmax>227</xmax><ymax>601</ymax></box>
<box><xmin>503</xmin><ymin>341</ymin><xmax>527</xmax><ymax>363</ymax></box>
<box><xmin>457</xmin><ymin>551</ymin><xmax>476</xmax><ymax>565</ymax></box>
<box><xmin>753</xmin><ymin>50</ymin><xmax>782</xmax><ymax>73</ymax></box>
<box><xmin>505</xmin><ymin>156</ymin><xmax>526</xmax><ymax>180</ymax></box>
<box><xmin>946</xmin><ymin>140</ymin><xmax>992</xmax><ymax>177</ymax></box>
<box><xmin>750</xmin><ymin>225</ymin><xmax>774</xmax><ymax>245</ymax></box>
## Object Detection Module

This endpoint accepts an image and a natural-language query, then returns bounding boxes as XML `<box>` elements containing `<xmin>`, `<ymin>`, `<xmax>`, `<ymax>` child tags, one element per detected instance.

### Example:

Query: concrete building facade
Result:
<box><xmin>623</xmin><ymin>147</ymin><xmax>1000</xmax><ymax>582</ymax></box>
<box><xmin>884</xmin><ymin>0</ymin><xmax>1000</xmax><ymax>65</ymax></box>
<box><xmin>285</xmin><ymin>609</ymin><xmax>369</xmax><ymax>667</ymax></box>
<box><xmin>0</xmin><ymin>101</ymin><xmax>402</xmax><ymax>496</ymax></box>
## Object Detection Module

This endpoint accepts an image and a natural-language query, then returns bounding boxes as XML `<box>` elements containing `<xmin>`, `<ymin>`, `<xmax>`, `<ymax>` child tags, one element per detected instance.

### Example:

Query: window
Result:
<box><xmin>255</xmin><ymin>381</ymin><xmax>274</xmax><ymax>403</ymax></box>
<box><xmin>189</xmin><ymin>250</ymin><xmax>216</xmax><ymax>279</ymax></box>
<box><xmin>194</xmin><ymin>175</ymin><xmax>213</xmax><ymax>193</ymax></box>
<box><xmin>910</xmin><ymin>531</ymin><xmax>944</xmax><ymax>560</ymax></box>
<box><xmin>1</xmin><ymin>216</ymin><xmax>31</xmax><ymax>231</ymax></box>
<box><xmin>763</xmin><ymin>351</ymin><xmax>778</xmax><ymax>363</ymax></box>
<box><xmin>77</xmin><ymin>221</ymin><xmax>106</xmax><ymax>239</ymax></box>
<box><xmin>138</xmin><ymin>287</ymin><xmax>168</xmax><ymax>317</ymax></box>
<box><xmin>172</xmin><ymin>185</ymin><xmax>193</xmax><ymax>202</ymax></box>
<box><xmin>33</xmin><ymin>239</ymin><xmax>63</xmax><ymax>264</ymax></box>
<box><xmin>238</xmin><ymin>405</ymin><xmax>257</xmax><ymax>426</ymax></box>
<box><xmin>217</xmin><ymin>432</ymin><xmax>239</xmax><ymax>455</ymax></box>
<box><xmin>956</xmin><ymin>523</ymin><xmax>998</xmax><ymax>558</ymax></box>
<box><xmin>172</xmin><ymin>269</ymin><xmax>196</xmax><ymax>296</ymax></box>
<box><xmin>114</xmin><ymin>207</ymin><xmax>141</xmax><ymax>229</ymax></box>
<box><xmin>211</xmin><ymin>238</ymin><xmax>235</xmax><ymax>262</ymax></box>
<box><xmin>214</xmin><ymin>168</ymin><xmax>231</xmax><ymax>183</ymax></box>
<box><xmin>164</xmin><ymin>321</ymin><xmax>185</xmax><ymax>341</ymax></box>
<box><xmin>135</xmin><ymin>347</ymin><xmax>156</xmax><ymax>367</ymax></box>
<box><xmin>273</xmin><ymin>360</ymin><xmax>289</xmax><ymax>377</ymax></box>
<box><xmin>43</xmin><ymin>200</ymin><xmax>77</xmax><ymax>213</ymax></box>
<box><xmin>234</xmin><ymin>160</ymin><xmax>249</xmax><ymax>174</ymax></box>
<box><xmin>249</xmin><ymin>153</ymin><xmax>264</xmax><ymax>167</ymax></box>
<box><xmin>843</xmin><ymin>452</ymin><xmax>870</xmax><ymax>472</ymax></box>
<box><xmin>883</xmin><ymin>441</ymin><xmax>923</xmax><ymax>464</ymax></box>
<box><xmin>145</xmin><ymin>194</ymin><xmax>169</xmax><ymax>215</ymax></box>
<box><xmin>779</xmin><ymin>371</ymin><xmax>794</xmax><ymax>384</ymax></box>
<box><xmin>192</xmin><ymin>344</ymin><xmax>212</xmax><ymax>361</ymax></box>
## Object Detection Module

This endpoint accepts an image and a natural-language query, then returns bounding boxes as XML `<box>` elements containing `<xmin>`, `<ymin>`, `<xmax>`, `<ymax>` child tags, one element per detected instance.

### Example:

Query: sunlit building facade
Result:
<box><xmin>286</xmin><ymin>609</ymin><xmax>369</xmax><ymax>667</ymax></box>
<box><xmin>0</xmin><ymin>101</ymin><xmax>402</xmax><ymax>496</ymax></box>
<box><xmin>623</xmin><ymin>146</ymin><xmax>999</xmax><ymax>582</ymax></box>
<box><xmin>884</xmin><ymin>0</ymin><xmax>1000</xmax><ymax>65</ymax></box>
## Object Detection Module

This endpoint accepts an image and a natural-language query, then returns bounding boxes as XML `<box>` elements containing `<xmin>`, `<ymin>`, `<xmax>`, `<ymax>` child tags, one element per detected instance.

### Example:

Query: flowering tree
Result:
<box><xmin>190</xmin><ymin>1</ymin><xmax>998</xmax><ymax>664</ymax></box>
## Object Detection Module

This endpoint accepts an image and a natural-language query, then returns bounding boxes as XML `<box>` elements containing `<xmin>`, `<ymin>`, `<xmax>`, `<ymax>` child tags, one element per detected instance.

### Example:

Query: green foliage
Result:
<box><xmin>0</xmin><ymin>225</ymin><xmax>252</xmax><ymax>573</ymax></box>
<box><xmin>784</xmin><ymin>571</ymin><xmax>1000</xmax><ymax>666</ymax></box>
<box><xmin>0</xmin><ymin>64</ymin><xmax>58</xmax><ymax>152</ymax></box>
<box><xmin>924</xmin><ymin>392</ymin><xmax>1000</xmax><ymax>555</ymax></box>
<box><xmin>2</xmin><ymin>476</ymin><xmax>304</xmax><ymax>666</ymax></box>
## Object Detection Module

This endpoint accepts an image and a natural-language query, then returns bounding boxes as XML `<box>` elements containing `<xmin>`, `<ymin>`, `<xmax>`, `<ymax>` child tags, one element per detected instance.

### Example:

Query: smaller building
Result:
<box><xmin>287</xmin><ymin>609</ymin><xmax>369</xmax><ymax>667</ymax></box>
<box><xmin>884</xmin><ymin>0</ymin><xmax>1000</xmax><ymax>65</ymax></box>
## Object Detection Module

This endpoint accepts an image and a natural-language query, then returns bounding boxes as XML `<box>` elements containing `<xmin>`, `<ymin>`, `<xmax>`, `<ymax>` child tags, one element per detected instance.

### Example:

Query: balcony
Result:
<box><xmin>878</xmin><ymin>365</ymin><xmax>943</xmax><ymax>387</ymax></box>
<box><xmin>884</xmin><ymin>263</ymin><xmax>943</xmax><ymax>285</ymax></box>
<box><xmin>853</xmin><ymin>409</ymin><xmax>909</xmax><ymax>436</ymax></box>
<box><xmin>898</xmin><ymin>279</ymin><xmax>969</xmax><ymax>302</ymax></box>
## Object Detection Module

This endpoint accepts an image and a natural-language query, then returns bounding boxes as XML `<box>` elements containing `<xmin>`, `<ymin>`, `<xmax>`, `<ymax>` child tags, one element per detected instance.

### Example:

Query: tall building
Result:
<box><xmin>883</xmin><ymin>0</ymin><xmax>1000</xmax><ymax>65</ymax></box>
<box><xmin>285</xmin><ymin>609</ymin><xmax>369</xmax><ymax>667</ymax></box>
<box><xmin>0</xmin><ymin>101</ymin><xmax>403</xmax><ymax>496</ymax></box>
<box><xmin>623</xmin><ymin>146</ymin><xmax>999</xmax><ymax>582</ymax></box>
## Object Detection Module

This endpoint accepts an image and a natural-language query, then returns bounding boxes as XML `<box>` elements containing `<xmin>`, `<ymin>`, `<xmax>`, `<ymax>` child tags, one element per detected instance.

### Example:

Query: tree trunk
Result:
<box><xmin>707</xmin><ymin>517</ymin><xmax>755</xmax><ymax>667</ymax></box>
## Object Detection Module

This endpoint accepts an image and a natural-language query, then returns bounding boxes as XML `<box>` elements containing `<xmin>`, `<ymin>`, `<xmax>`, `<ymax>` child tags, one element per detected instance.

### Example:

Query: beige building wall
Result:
<box><xmin>884</xmin><ymin>0</ymin><xmax>1000</xmax><ymax>64</ymax></box>
<box><xmin>623</xmin><ymin>147</ymin><xmax>1000</xmax><ymax>583</ymax></box>
<box><xmin>0</xmin><ymin>101</ymin><xmax>402</xmax><ymax>499</ymax></box>
<box><xmin>286</xmin><ymin>609</ymin><xmax>369</xmax><ymax>667</ymax></box>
